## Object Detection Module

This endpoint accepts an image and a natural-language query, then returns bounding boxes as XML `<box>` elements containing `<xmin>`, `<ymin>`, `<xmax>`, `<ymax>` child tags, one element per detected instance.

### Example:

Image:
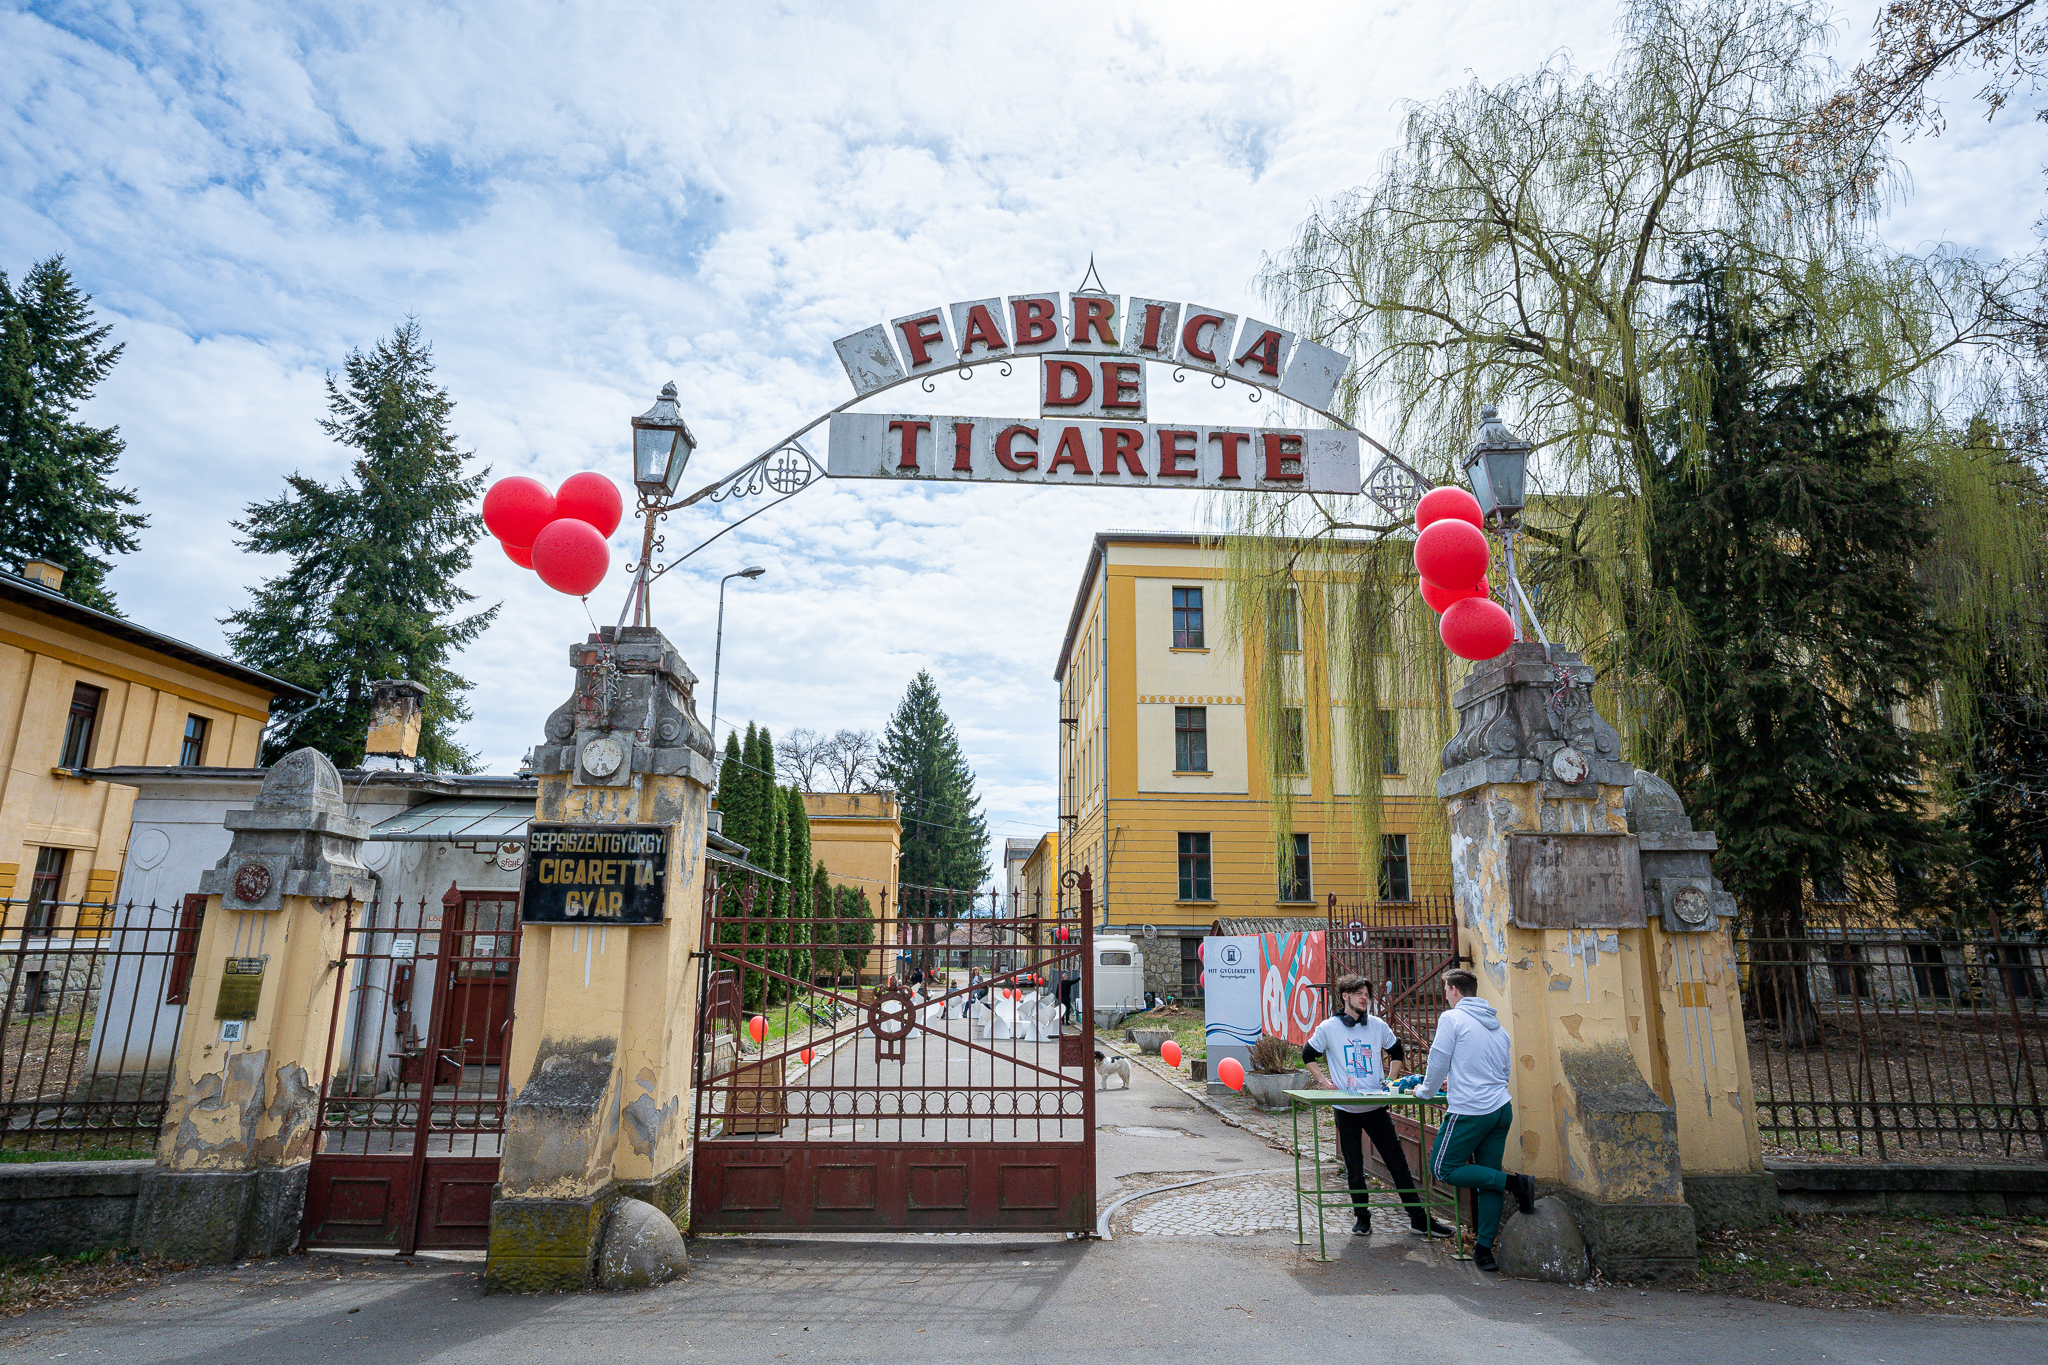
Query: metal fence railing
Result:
<box><xmin>1</xmin><ymin>898</ymin><xmax>196</xmax><ymax>1155</ymax></box>
<box><xmin>1736</xmin><ymin>905</ymin><xmax>2048</xmax><ymax>1160</ymax></box>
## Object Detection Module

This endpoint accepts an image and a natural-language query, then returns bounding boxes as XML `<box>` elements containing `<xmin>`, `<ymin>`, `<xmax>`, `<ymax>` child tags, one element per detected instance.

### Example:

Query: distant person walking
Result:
<box><xmin>1417</xmin><ymin>968</ymin><xmax>1534</xmax><ymax>1272</ymax></box>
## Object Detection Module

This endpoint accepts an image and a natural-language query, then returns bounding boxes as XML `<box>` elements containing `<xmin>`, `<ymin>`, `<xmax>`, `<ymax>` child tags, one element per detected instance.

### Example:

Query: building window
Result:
<box><xmin>26</xmin><ymin>847</ymin><xmax>67</xmax><ymax>935</ymax></box>
<box><xmin>1906</xmin><ymin>943</ymin><xmax>1952</xmax><ymax>1000</ymax></box>
<box><xmin>1273</xmin><ymin>588</ymin><xmax>1300</xmax><ymax>652</ymax></box>
<box><xmin>1826</xmin><ymin>943</ymin><xmax>1870</xmax><ymax>999</ymax></box>
<box><xmin>1811</xmin><ymin>863</ymin><xmax>1851</xmax><ymax>903</ymax></box>
<box><xmin>60</xmin><ymin>683</ymin><xmax>104</xmax><ymax>769</ymax></box>
<box><xmin>1181</xmin><ymin>936</ymin><xmax>1202</xmax><ymax>991</ymax></box>
<box><xmin>1172</xmin><ymin>586</ymin><xmax>1204</xmax><ymax>648</ymax></box>
<box><xmin>1175</xmin><ymin>706</ymin><xmax>1209</xmax><ymax>772</ymax></box>
<box><xmin>1177</xmin><ymin>833</ymin><xmax>1213</xmax><ymax>902</ymax></box>
<box><xmin>1378</xmin><ymin>834</ymin><xmax>1411</xmax><ymax>902</ymax></box>
<box><xmin>180</xmin><ymin>714</ymin><xmax>210</xmax><ymax>767</ymax></box>
<box><xmin>1280</xmin><ymin>708</ymin><xmax>1306</xmax><ymax>774</ymax></box>
<box><xmin>1281</xmin><ymin>833</ymin><xmax>1312</xmax><ymax>902</ymax></box>
<box><xmin>1378</xmin><ymin>709</ymin><xmax>1401</xmax><ymax>775</ymax></box>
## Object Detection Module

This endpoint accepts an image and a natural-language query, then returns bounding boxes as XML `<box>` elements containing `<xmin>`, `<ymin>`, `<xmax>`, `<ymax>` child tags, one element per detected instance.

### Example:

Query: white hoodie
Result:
<box><xmin>1419</xmin><ymin>996</ymin><xmax>1512</xmax><ymax>1116</ymax></box>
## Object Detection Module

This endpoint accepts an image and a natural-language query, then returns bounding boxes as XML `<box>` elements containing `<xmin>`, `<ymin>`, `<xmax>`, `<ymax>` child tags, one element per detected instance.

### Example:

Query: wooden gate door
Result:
<box><xmin>301</xmin><ymin>884</ymin><xmax>521</xmax><ymax>1251</ymax></box>
<box><xmin>689</xmin><ymin>867</ymin><xmax>1096</xmax><ymax>1233</ymax></box>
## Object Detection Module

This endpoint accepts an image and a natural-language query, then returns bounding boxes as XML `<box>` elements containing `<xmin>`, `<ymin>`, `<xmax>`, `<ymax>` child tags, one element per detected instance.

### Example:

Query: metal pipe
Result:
<box><xmin>708</xmin><ymin>567</ymin><xmax>766</xmax><ymax>746</ymax></box>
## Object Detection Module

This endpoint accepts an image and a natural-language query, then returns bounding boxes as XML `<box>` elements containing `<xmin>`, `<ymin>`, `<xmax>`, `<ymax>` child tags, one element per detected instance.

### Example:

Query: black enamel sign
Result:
<box><xmin>519</xmin><ymin>822</ymin><xmax>669</xmax><ymax>925</ymax></box>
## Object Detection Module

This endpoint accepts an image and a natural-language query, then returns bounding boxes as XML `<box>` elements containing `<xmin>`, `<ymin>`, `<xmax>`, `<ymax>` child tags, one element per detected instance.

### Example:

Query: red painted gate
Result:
<box><xmin>689</xmin><ymin>866</ymin><xmax>1095</xmax><ymax>1232</ymax></box>
<box><xmin>301</xmin><ymin>884</ymin><xmax>521</xmax><ymax>1251</ymax></box>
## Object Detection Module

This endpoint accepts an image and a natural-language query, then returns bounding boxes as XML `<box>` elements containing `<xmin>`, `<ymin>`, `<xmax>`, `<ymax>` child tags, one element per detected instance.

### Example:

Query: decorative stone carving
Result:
<box><xmin>530</xmin><ymin>626</ymin><xmax>719</xmax><ymax>789</ymax></box>
<box><xmin>1624</xmin><ymin>768</ymin><xmax>1737</xmax><ymax>934</ymax></box>
<box><xmin>1437</xmin><ymin>644</ymin><xmax>1631</xmax><ymax>799</ymax></box>
<box><xmin>198</xmin><ymin>748</ymin><xmax>374</xmax><ymax>910</ymax></box>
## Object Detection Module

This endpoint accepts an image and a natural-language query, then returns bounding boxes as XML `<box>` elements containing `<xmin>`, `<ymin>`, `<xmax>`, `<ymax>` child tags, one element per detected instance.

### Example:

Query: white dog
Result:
<box><xmin>1094</xmin><ymin>1049</ymin><xmax>1132</xmax><ymax>1090</ymax></box>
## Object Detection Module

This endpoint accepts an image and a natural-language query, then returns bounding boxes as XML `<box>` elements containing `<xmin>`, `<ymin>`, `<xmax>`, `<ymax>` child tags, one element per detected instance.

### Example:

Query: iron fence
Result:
<box><xmin>1</xmin><ymin>897</ymin><xmax>196</xmax><ymax>1154</ymax></box>
<box><xmin>1737</xmin><ymin>905</ymin><xmax>2048</xmax><ymax>1160</ymax></box>
<box><xmin>1325</xmin><ymin>894</ymin><xmax>1461</xmax><ymax>1056</ymax></box>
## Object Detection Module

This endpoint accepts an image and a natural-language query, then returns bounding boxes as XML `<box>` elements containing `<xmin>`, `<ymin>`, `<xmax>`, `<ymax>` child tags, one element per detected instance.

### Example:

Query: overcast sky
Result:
<box><xmin>6</xmin><ymin>1</ymin><xmax>2043</xmax><ymax>880</ymax></box>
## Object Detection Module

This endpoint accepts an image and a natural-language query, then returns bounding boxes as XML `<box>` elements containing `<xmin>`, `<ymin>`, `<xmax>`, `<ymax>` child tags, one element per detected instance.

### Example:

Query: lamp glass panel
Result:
<box><xmin>635</xmin><ymin>427</ymin><xmax>676</xmax><ymax>489</ymax></box>
<box><xmin>1482</xmin><ymin>448</ymin><xmax>1527</xmax><ymax>512</ymax></box>
<box><xmin>1465</xmin><ymin>455</ymin><xmax>1496</xmax><ymax>517</ymax></box>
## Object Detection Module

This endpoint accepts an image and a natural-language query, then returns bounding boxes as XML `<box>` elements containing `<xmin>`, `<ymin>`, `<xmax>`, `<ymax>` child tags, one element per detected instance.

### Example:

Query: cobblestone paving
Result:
<box><xmin>1122</xmin><ymin>1176</ymin><xmax>1300</xmax><ymax>1236</ymax></box>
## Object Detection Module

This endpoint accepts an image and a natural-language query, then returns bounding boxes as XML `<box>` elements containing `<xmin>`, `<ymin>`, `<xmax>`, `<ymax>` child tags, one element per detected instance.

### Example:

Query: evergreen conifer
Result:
<box><xmin>878</xmin><ymin>671</ymin><xmax>989</xmax><ymax>917</ymax></box>
<box><xmin>783</xmin><ymin>785</ymin><xmax>813</xmax><ymax>991</ymax></box>
<box><xmin>224</xmin><ymin>321</ymin><xmax>494</xmax><ymax>769</ymax></box>
<box><xmin>0</xmin><ymin>256</ymin><xmax>146</xmax><ymax>611</ymax></box>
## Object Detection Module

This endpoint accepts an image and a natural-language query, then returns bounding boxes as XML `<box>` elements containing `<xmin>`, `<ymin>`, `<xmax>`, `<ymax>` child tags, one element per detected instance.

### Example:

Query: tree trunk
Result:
<box><xmin>1745</xmin><ymin>872</ymin><xmax>1822</xmax><ymax>1047</ymax></box>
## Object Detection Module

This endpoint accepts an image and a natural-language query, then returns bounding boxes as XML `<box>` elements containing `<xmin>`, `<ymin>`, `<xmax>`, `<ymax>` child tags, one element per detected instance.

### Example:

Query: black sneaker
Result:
<box><xmin>1351</xmin><ymin>1214</ymin><xmax>1371</xmax><ymax>1236</ymax></box>
<box><xmin>1473</xmin><ymin>1244</ymin><xmax>1498</xmax><ymax>1272</ymax></box>
<box><xmin>1409</xmin><ymin>1213</ymin><xmax>1454</xmax><ymax>1238</ymax></box>
<box><xmin>1509</xmin><ymin>1173</ymin><xmax>1536</xmax><ymax>1215</ymax></box>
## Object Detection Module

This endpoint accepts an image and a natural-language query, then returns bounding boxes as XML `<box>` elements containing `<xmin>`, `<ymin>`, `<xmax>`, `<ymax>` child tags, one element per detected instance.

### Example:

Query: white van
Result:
<box><xmin>1093</xmin><ymin>935</ymin><xmax>1146</xmax><ymax>1012</ymax></box>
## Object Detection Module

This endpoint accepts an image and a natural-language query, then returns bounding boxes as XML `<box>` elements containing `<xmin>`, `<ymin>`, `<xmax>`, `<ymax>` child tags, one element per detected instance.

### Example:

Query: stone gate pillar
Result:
<box><xmin>484</xmin><ymin>626</ymin><xmax>715</xmax><ymax>1294</ymax></box>
<box><xmin>1436</xmin><ymin>643</ymin><xmax>1771</xmax><ymax>1281</ymax></box>
<box><xmin>138</xmin><ymin>748</ymin><xmax>374</xmax><ymax>1262</ymax></box>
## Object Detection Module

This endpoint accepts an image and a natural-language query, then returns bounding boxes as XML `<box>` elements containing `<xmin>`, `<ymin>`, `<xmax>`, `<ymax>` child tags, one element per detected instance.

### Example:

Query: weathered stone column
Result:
<box><xmin>484</xmin><ymin>626</ymin><xmax>714</xmax><ymax>1294</ymax></box>
<box><xmin>1437</xmin><ymin>643</ymin><xmax>1701</xmax><ymax>1280</ymax></box>
<box><xmin>137</xmin><ymin>749</ymin><xmax>374</xmax><ymax>1262</ymax></box>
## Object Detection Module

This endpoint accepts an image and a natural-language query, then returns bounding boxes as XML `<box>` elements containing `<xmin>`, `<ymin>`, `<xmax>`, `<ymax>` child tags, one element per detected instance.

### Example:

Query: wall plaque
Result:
<box><xmin>215</xmin><ymin>956</ymin><xmax>267</xmax><ymax>1020</ymax></box>
<box><xmin>519</xmin><ymin>822</ymin><xmax>669</xmax><ymax>925</ymax></box>
<box><xmin>1508</xmin><ymin>833</ymin><xmax>1645</xmax><ymax>929</ymax></box>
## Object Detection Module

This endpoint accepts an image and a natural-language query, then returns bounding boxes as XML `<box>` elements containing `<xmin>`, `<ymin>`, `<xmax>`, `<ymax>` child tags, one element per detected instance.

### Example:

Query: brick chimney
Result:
<box><xmin>362</xmin><ymin>679</ymin><xmax>428</xmax><ymax>769</ymax></box>
<box><xmin>20</xmin><ymin>559</ymin><xmax>64</xmax><ymax>590</ymax></box>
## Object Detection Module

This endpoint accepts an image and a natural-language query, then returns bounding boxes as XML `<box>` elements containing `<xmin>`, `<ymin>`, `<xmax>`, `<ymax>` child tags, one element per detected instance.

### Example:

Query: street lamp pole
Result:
<box><xmin>709</xmin><ymin>566</ymin><xmax>766</xmax><ymax>747</ymax></box>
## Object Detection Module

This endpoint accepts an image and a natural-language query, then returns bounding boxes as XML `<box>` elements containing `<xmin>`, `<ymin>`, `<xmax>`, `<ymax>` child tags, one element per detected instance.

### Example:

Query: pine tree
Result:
<box><xmin>224</xmin><ymin>321</ymin><xmax>495</xmax><ymax>769</ymax></box>
<box><xmin>808</xmin><ymin>861</ymin><xmax>836</xmax><ymax>981</ymax></box>
<box><xmin>717</xmin><ymin>731</ymin><xmax>744</xmax><ymax>836</ymax></box>
<box><xmin>835</xmin><ymin>882</ymin><xmax>876</xmax><ymax>986</ymax></box>
<box><xmin>0</xmin><ymin>256</ymin><xmax>147</xmax><ymax>611</ymax></box>
<box><xmin>1637</xmin><ymin>268</ymin><xmax>1952</xmax><ymax>1038</ymax></box>
<box><xmin>783</xmin><ymin>785</ymin><xmax>814</xmax><ymax>991</ymax></box>
<box><xmin>763</xmin><ymin>775</ymin><xmax>789</xmax><ymax>1003</ymax></box>
<box><xmin>724</xmin><ymin>723</ymin><xmax>767</xmax><ymax>858</ymax></box>
<box><xmin>878</xmin><ymin>671</ymin><xmax>990</xmax><ymax>915</ymax></box>
<box><xmin>1947</xmin><ymin>634</ymin><xmax>2048</xmax><ymax>932</ymax></box>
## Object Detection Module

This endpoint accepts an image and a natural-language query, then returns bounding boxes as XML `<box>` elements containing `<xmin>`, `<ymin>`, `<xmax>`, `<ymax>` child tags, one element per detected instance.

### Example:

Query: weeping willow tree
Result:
<box><xmin>1224</xmin><ymin>0</ymin><xmax>2044</xmax><ymax>908</ymax></box>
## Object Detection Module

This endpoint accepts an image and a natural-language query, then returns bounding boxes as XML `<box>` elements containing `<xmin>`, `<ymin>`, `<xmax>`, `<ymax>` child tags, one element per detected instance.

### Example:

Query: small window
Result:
<box><xmin>1812</xmin><ymin>863</ymin><xmax>1851</xmax><ymax>903</ymax></box>
<box><xmin>60</xmin><ymin>683</ymin><xmax>104</xmax><ymax>769</ymax></box>
<box><xmin>1180</xmin><ymin>936</ymin><xmax>1202</xmax><ymax>989</ymax></box>
<box><xmin>1175</xmin><ymin>706</ymin><xmax>1209</xmax><ymax>772</ymax></box>
<box><xmin>26</xmin><ymin>847</ymin><xmax>68</xmax><ymax>935</ymax></box>
<box><xmin>1273</xmin><ymin>588</ymin><xmax>1300</xmax><ymax>652</ymax></box>
<box><xmin>1378</xmin><ymin>834</ymin><xmax>1411</xmax><ymax>903</ymax></box>
<box><xmin>1177</xmin><ymin>832</ymin><xmax>1213</xmax><ymax>902</ymax></box>
<box><xmin>1280</xmin><ymin>708</ymin><xmax>1306</xmax><ymax>775</ymax></box>
<box><xmin>1281</xmin><ymin>833</ymin><xmax>1311</xmax><ymax>902</ymax></box>
<box><xmin>1826</xmin><ymin>943</ymin><xmax>1869</xmax><ymax>1000</ymax></box>
<box><xmin>1906</xmin><ymin>943</ymin><xmax>1951</xmax><ymax>1000</ymax></box>
<box><xmin>180</xmin><ymin>714</ymin><xmax>210</xmax><ymax>766</ymax></box>
<box><xmin>1100</xmin><ymin>951</ymin><xmax>1132</xmax><ymax>966</ymax></box>
<box><xmin>1378</xmin><ymin>709</ymin><xmax>1401</xmax><ymax>775</ymax></box>
<box><xmin>1172</xmin><ymin>586</ymin><xmax>1205</xmax><ymax>648</ymax></box>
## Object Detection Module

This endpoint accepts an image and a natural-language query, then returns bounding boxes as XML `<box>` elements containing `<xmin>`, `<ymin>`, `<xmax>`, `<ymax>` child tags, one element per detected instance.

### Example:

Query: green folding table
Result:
<box><xmin>1282</xmin><ymin>1088</ymin><xmax>1466</xmax><ymax>1262</ymax></box>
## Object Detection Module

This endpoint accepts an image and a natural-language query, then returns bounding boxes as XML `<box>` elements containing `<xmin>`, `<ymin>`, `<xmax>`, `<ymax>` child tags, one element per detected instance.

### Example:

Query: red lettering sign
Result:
<box><xmin>1014</xmin><ymin>298</ymin><xmax>1059</xmax><ymax>345</ymax></box>
<box><xmin>995</xmin><ymin>424</ymin><xmax>1039</xmax><ymax>471</ymax></box>
<box><xmin>896</xmin><ymin>315</ymin><xmax>947</xmax><ymax>368</ymax></box>
<box><xmin>1262</xmin><ymin>432</ymin><xmax>1304</xmax><ymax>482</ymax></box>
<box><xmin>1181</xmin><ymin>313</ymin><xmax>1224</xmax><ymax>363</ymax></box>
<box><xmin>1072</xmin><ymin>296</ymin><xmax>1116</xmax><ymax>345</ymax></box>
<box><xmin>952</xmin><ymin>421</ymin><xmax>974</xmax><ymax>471</ymax></box>
<box><xmin>1234</xmin><ymin>328</ymin><xmax>1284</xmax><ymax>377</ymax></box>
<box><xmin>958</xmin><ymin>304</ymin><xmax>1009</xmax><ymax>356</ymax></box>
<box><xmin>1140</xmin><ymin>304</ymin><xmax>1168</xmax><ymax>353</ymax></box>
<box><xmin>1047</xmin><ymin>426</ymin><xmax>1093</xmax><ymax>475</ymax></box>
<box><xmin>1100</xmin><ymin>428</ymin><xmax>1147</xmax><ymax>475</ymax></box>
<box><xmin>1158</xmin><ymin>429</ymin><xmax>1198</xmax><ymax>477</ymax></box>
<box><xmin>1043</xmin><ymin>359</ymin><xmax>1093</xmax><ymax>408</ymax></box>
<box><xmin>889</xmin><ymin>420</ymin><xmax>931</xmax><ymax>470</ymax></box>
<box><xmin>1100</xmin><ymin>361</ymin><xmax>1141</xmax><ymax>410</ymax></box>
<box><xmin>1209</xmin><ymin>430</ymin><xmax>1248</xmax><ymax>481</ymax></box>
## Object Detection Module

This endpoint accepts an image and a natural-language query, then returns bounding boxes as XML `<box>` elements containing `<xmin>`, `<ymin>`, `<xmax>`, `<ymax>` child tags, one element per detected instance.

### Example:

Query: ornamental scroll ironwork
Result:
<box><xmin>634</xmin><ymin>440</ymin><xmax>824</xmax><ymax>590</ymax></box>
<box><xmin>1361</xmin><ymin>452</ymin><xmax>1432</xmax><ymax>520</ymax></box>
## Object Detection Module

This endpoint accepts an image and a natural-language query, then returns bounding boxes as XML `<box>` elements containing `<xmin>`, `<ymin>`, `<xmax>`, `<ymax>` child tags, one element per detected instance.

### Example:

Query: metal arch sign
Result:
<box><xmin>823</xmin><ymin>289</ymin><xmax>1364</xmax><ymax>494</ymax></box>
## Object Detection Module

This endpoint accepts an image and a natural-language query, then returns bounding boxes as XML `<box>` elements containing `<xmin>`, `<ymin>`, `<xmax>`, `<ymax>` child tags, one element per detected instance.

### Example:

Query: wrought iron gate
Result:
<box><xmin>301</xmin><ymin>884</ymin><xmax>521</xmax><ymax>1251</ymax></box>
<box><xmin>1325</xmin><ymin>894</ymin><xmax>1462</xmax><ymax>1051</ymax></box>
<box><xmin>689</xmin><ymin>867</ymin><xmax>1095</xmax><ymax>1232</ymax></box>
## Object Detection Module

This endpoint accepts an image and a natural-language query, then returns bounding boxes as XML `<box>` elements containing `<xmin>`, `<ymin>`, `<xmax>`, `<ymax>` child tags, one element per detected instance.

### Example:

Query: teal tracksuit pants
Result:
<box><xmin>1429</xmin><ymin>1101</ymin><xmax>1512</xmax><ymax>1247</ymax></box>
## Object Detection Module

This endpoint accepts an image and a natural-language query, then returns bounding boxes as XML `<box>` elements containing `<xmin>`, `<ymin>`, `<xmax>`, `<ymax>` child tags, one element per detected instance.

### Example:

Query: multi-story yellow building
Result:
<box><xmin>1054</xmin><ymin>532</ymin><xmax>1451</xmax><ymax>999</ymax></box>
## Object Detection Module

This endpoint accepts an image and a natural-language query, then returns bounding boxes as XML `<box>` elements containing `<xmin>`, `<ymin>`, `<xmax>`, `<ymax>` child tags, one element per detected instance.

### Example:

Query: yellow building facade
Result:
<box><xmin>0</xmin><ymin>561</ymin><xmax>307</xmax><ymax>939</ymax></box>
<box><xmin>800</xmin><ymin>790</ymin><xmax>901</xmax><ymax>982</ymax></box>
<box><xmin>1055</xmin><ymin>533</ymin><xmax>1451</xmax><ymax>998</ymax></box>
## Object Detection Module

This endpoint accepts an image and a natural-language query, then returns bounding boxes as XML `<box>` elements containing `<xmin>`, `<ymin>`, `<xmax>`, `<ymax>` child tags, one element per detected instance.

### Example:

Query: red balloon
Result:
<box><xmin>1217</xmin><ymin>1057</ymin><xmax>1246</xmax><ymax>1091</ymax></box>
<box><xmin>503</xmin><ymin>540</ymin><xmax>534</xmax><ymax>570</ymax></box>
<box><xmin>799</xmin><ymin>1047</ymin><xmax>816</xmax><ymax>1066</ymax></box>
<box><xmin>1440</xmin><ymin>595</ymin><xmax>1516</xmax><ymax>661</ymax></box>
<box><xmin>1196</xmin><ymin>941</ymin><xmax>1205</xmax><ymax>960</ymax></box>
<box><xmin>1420</xmin><ymin>575</ymin><xmax>1488</xmax><ymax>613</ymax></box>
<box><xmin>1199</xmin><ymin>970</ymin><xmax>1206</xmax><ymax>988</ymax></box>
<box><xmin>747</xmin><ymin>1015</ymin><xmax>766</xmax><ymax>1045</ymax></box>
<box><xmin>1160</xmin><ymin>1040</ymin><xmax>1182</xmax><ymax>1068</ymax></box>
<box><xmin>1415</xmin><ymin>485</ymin><xmax>1484</xmax><ymax>532</ymax></box>
<box><xmin>1414</xmin><ymin>518</ymin><xmax>1490</xmax><ymax>591</ymax></box>
<box><xmin>530</xmin><ymin>518</ymin><xmax>610</xmax><ymax>596</ymax></box>
<box><xmin>554</xmin><ymin>471</ymin><xmax>623</xmax><ymax>537</ymax></box>
<box><xmin>483</xmin><ymin>477</ymin><xmax>555</xmax><ymax>548</ymax></box>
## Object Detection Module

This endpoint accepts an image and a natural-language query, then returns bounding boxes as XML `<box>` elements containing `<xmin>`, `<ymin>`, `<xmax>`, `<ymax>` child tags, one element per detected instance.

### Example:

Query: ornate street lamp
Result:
<box><xmin>632</xmin><ymin>382</ymin><xmax>697</xmax><ymax>499</ymax></box>
<box><xmin>1463</xmin><ymin>404</ymin><xmax>1530</xmax><ymax>526</ymax></box>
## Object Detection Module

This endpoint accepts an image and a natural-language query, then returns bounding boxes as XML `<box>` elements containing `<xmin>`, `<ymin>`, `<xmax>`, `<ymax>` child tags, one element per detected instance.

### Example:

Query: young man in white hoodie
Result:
<box><xmin>1418</xmin><ymin>968</ymin><xmax>1535</xmax><ymax>1271</ymax></box>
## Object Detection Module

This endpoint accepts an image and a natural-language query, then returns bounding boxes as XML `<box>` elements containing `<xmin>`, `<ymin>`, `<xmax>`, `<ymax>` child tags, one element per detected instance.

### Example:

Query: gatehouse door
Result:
<box><xmin>300</xmin><ymin>884</ymin><xmax>521</xmax><ymax>1251</ymax></box>
<box><xmin>689</xmin><ymin>867</ymin><xmax>1095</xmax><ymax>1233</ymax></box>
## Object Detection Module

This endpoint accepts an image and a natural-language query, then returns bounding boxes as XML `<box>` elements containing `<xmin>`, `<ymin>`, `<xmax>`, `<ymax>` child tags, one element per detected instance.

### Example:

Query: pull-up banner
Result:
<box><xmin>826</xmin><ymin>412</ymin><xmax>1360</xmax><ymax>493</ymax></box>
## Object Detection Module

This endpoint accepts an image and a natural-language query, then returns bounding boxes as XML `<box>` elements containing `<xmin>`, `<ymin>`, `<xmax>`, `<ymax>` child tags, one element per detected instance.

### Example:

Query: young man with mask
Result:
<box><xmin>1417</xmin><ymin>968</ymin><xmax>1536</xmax><ymax>1271</ymax></box>
<box><xmin>1299</xmin><ymin>973</ymin><xmax>1453</xmax><ymax>1238</ymax></box>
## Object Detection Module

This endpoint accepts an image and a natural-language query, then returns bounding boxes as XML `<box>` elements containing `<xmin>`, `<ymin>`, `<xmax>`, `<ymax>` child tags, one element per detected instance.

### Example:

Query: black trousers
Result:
<box><xmin>1334</xmin><ymin>1107</ymin><xmax>1425</xmax><ymax>1222</ymax></box>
